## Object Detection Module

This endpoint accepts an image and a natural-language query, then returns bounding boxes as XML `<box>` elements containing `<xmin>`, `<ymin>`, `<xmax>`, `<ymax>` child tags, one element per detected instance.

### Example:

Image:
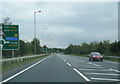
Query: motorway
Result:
<box><xmin>1</xmin><ymin>54</ymin><xmax>120</xmax><ymax>83</ymax></box>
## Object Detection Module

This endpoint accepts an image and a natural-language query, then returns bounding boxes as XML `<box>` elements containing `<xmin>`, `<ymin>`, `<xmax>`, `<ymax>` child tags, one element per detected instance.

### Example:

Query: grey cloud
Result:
<box><xmin>1</xmin><ymin>2</ymin><xmax>118</xmax><ymax>48</ymax></box>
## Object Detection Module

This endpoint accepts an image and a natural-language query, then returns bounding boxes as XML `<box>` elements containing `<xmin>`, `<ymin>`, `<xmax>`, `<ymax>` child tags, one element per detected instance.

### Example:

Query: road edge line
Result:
<box><xmin>1</xmin><ymin>56</ymin><xmax>49</xmax><ymax>83</ymax></box>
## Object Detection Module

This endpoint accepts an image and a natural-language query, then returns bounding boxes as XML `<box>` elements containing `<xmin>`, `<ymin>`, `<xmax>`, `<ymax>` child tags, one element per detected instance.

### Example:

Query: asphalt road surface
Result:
<box><xmin>58</xmin><ymin>54</ymin><xmax>120</xmax><ymax>82</ymax></box>
<box><xmin>1</xmin><ymin>54</ymin><xmax>120</xmax><ymax>83</ymax></box>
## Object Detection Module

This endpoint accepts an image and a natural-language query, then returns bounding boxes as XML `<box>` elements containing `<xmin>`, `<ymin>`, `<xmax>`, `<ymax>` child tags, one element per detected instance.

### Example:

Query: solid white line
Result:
<box><xmin>66</xmin><ymin>62</ymin><xmax>72</xmax><ymax>67</ymax></box>
<box><xmin>85</xmin><ymin>73</ymin><xmax>119</xmax><ymax>76</ymax></box>
<box><xmin>1</xmin><ymin>57</ymin><xmax>49</xmax><ymax>83</ymax></box>
<box><xmin>73</xmin><ymin>68</ymin><xmax>90</xmax><ymax>81</ymax></box>
<box><xmin>91</xmin><ymin>78</ymin><xmax>120</xmax><ymax>81</ymax></box>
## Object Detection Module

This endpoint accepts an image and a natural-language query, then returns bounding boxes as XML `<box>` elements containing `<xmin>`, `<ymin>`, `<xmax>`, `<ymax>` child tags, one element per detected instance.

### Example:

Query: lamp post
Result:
<box><xmin>45</xmin><ymin>34</ymin><xmax>50</xmax><ymax>53</ymax></box>
<box><xmin>34</xmin><ymin>11</ymin><xmax>41</xmax><ymax>54</ymax></box>
<box><xmin>43</xmin><ymin>28</ymin><xmax>47</xmax><ymax>53</ymax></box>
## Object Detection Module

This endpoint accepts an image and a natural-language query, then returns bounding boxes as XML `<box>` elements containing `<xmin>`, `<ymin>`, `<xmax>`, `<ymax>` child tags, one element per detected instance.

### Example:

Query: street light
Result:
<box><xmin>43</xmin><ymin>28</ymin><xmax>47</xmax><ymax>53</ymax></box>
<box><xmin>34</xmin><ymin>11</ymin><xmax>41</xmax><ymax>54</ymax></box>
<box><xmin>46</xmin><ymin>34</ymin><xmax>50</xmax><ymax>46</ymax></box>
<box><xmin>45</xmin><ymin>34</ymin><xmax>50</xmax><ymax>53</ymax></box>
<box><xmin>43</xmin><ymin>28</ymin><xmax>47</xmax><ymax>46</ymax></box>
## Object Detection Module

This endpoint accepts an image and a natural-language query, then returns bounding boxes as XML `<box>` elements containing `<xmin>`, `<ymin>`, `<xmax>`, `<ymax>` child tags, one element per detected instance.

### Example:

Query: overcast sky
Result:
<box><xmin>1</xmin><ymin>1</ymin><xmax>118</xmax><ymax>48</ymax></box>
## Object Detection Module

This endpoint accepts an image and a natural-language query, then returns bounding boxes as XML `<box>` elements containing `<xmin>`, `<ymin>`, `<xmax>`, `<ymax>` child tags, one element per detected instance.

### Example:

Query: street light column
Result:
<box><xmin>34</xmin><ymin>11</ymin><xmax>41</xmax><ymax>54</ymax></box>
<box><xmin>34</xmin><ymin>12</ymin><xmax>36</xmax><ymax>39</ymax></box>
<box><xmin>46</xmin><ymin>34</ymin><xmax>49</xmax><ymax>53</ymax></box>
<box><xmin>34</xmin><ymin>12</ymin><xmax>36</xmax><ymax>54</ymax></box>
<box><xmin>43</xmin><ymin>28</ymin><xmax>47</xmax><ymax>54</ymax></box>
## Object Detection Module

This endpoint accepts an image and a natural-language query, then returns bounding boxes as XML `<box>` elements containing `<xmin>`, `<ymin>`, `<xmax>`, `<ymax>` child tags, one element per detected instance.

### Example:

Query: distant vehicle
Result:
<box><xmin>89</xmin><ymin>52</ymin><xmax>103</xmax><ymax>61</ymax></box>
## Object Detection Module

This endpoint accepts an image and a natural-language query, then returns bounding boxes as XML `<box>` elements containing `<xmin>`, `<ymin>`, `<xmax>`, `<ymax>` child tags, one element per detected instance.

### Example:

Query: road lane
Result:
<box><xmin>58</xmin><ymin>54</ymin><xmax>120</xmax><ymax>82</ymax></box>
<box><xmin>5</xmin><ymin>54</ymin><xmax>86</xmax><ymax>82</ymax></box>
<box><xmin>60</xmin><ymin>54</ymin><xmax>119</xmax><ymax>71</ymax></box>
<box><xmin>2</xmin><ymin>56</ymin><xmax>48</xmax><ymax>81</ymax></box>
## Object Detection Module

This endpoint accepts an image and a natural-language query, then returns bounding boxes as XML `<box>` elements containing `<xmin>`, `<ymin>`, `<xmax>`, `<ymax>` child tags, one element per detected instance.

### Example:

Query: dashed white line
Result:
<box><xmin>1</xmin><ymin>57</ymin><xmax>49</xmax><ymax>83</ymax></box>
<box><xmin>91</xmin><ymin>78</ymin><xmax>120</xmax><ymax>81</ymax></box>
<box><xmin>73</xmin><ymin>68</ymin><xmax>90</xmax><ymax>81</ymax></box>
<box><xmin>63</xmin><ymin>60</ymin><xmax>66</xmax><ymax>62</ymax></box>
<box><xmin>66</xmin><ymin>62</ymin><xmax>72</xmax><ymax>67</ymax></box>
<box><xmin>85</xmin><ymin>73</ymin><xmax>119</xmax><ymax>76</ymax></box>
<box><xmin>59</xmin><ymin>56</ymin><xmax>90</xmax><ymax>82</ymax></box>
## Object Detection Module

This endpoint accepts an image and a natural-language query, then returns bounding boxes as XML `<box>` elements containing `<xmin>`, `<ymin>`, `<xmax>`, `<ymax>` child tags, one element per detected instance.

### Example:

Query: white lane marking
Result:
<box><xmin>66</xmin><ymin>62</ymin><xmax>72</xmax><ymax>67</ymax></box>
<box><xmin>79</xmin><ymin>69</ymin><xmax>98</xmax><ymax>71</ymax></box>
<box><xmin>88</xmin><ymin>62</ymin><xmax>92</xmax><ymax>64</ymax></box>
<box><xmin>60</xmin><ymin>57</ymin><xmax>67</xmax><ymax>63</ymax></box>
<box><xmin>1</xmin><ymin>57</ymin><xmax>49</xmax><ymax>83</ymax></box>
<box><xmin>80</xmin><ymin>67</ymin><xmax>103</xmax><ymax>69</ymax></box>
<box><xmin>114</xmin><ymin>70</ymin><xmax>120</xmax><ymax>73</ymax></box>
<box><xmin>91</xmin><ymin>78</ymin><xmax>120</xmax><ymax>81</ymax></box>
<box><xmin>85</xmin><ymin>73</ymin><xmax>119</xmax><ymax>76</ymax></box>
<box><xmin>63</xmin><ymin>60</ymin><xmax>66</xmax><ymax>62</ymax></box>
<box><xmin>73</xmin><ymin>68</ymin><xmax>90</xmax><ymax>81</ymax></box>
<box><xmin>92</xmin><ymin>63</ymin><xmax>101</xmax><ymax>67</ymax></box>
<box><xmin>79</xmin><ymin>69</ymin><xmax>111</xmax><ymax>71</ymax></box>
<box><xmin>109</xmin><ymin>69</ymin><xmax>120</xmax><ymax>73</ymax></box>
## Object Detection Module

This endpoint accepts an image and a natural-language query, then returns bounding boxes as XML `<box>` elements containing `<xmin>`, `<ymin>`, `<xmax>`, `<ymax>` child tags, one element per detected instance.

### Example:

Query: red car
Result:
<box><xmin>89</xmin><ymin>52</ymin><xmax>103</xmax><ymax>61</ymax></box>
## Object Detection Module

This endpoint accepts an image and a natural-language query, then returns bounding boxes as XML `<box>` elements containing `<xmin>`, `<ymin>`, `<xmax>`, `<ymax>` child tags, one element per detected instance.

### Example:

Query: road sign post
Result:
<box><xmin>0</xmin><ymin>24</ymin><xmax>2</xmax><ymax>82</ymax></box>
<box><xmin>12</xmin><ymin>50</ymin><xmax>14</xmax><ymax>58</ymax></box>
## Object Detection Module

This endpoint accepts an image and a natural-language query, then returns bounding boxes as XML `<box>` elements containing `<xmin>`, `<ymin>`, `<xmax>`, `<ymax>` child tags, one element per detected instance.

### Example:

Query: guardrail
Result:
<box><xmin>81</xmin><ymin>54</ymin><xmax>119</xmax><ymax>59</ymax></box>
<box><xmin>103</xmin><ymin>56</ymin><xmax>120</xmax><ymax>59</ymax></box>
<box><xmin>0</xmin><ymin>54</ymin><xmax>48</xmax><ymax>64</ymax></box>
